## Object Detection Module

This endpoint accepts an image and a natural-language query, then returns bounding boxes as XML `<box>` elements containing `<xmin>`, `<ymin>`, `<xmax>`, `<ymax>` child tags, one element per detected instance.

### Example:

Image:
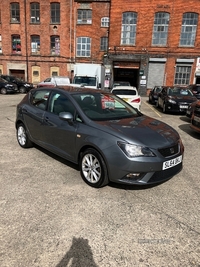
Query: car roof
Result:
<box><xmin>32</xmin><ymin>86</ymin><xmax>109</xmax><ymax>95</ymax></box>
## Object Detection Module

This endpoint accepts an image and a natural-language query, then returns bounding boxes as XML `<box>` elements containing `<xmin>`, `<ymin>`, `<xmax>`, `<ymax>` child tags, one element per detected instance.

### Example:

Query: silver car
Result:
<box><xmin>16</xmin><ymin>87</ymin><xmax>184</xmax><ymax>188</ymax></box>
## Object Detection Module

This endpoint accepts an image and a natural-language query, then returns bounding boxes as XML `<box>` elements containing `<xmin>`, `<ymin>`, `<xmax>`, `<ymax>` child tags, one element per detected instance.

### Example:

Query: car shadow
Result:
<box><xmin>109</xmin><ymin>179</ymin><xmax>169</xmax><ymax>190</ymax></box>
<box><xmin>178</xmin><ymin>123</ymin><xmax>200</xmax><ymax>139</ymax></box>
<box><xmin>33</xmin><ymin>144</ymin><xmax>80</xmax><ymax>171</ymax></box>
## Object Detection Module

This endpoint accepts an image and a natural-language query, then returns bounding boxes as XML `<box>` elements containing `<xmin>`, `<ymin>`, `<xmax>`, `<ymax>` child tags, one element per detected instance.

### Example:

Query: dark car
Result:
<box><xmin>16</xmin><ymin>86</ymin><xmax>184</xmax><ymax>188</ymax></box>
<box><xmin>188</xmin><ymin>84</ymin><xmax>200</xmax><ymax>99</ymax></box>
<box><xmin>0</xmin><ymin>75</ymin><xmax>34</xmax><ymax>93</ymax></box>
<box><xmin>190</xmin><ymin>100</ymin><xmax>200</xmax><ymax>133</ymax></box>
<box><xmin>0</xmin><ymin>77</ymin><xmax>18</xmax><ymax>94</ymax></box>
<box><xmin>156</xmin><ymin>86</ymin><xmax>197</xmax><ymax>114</ymax></box>
<box><xmin>149</xmin><ymin>86</ymin><xmax>163</xmax><ymax>104</ymax></box>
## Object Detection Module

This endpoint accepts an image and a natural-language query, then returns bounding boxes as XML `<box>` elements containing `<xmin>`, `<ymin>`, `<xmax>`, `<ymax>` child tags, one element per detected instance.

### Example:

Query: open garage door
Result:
<box><xmin>113</xmin><ymin>61</ymin><xmax>140</xmax><ymax>88</ymax></box>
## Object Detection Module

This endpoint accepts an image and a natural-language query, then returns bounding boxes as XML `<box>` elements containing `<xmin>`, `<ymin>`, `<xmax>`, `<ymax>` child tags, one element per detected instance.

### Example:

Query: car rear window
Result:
<box><xmin>112</xmin><ymin>89</ymin><xmax>136</xmax><ymax>95</ymax></box>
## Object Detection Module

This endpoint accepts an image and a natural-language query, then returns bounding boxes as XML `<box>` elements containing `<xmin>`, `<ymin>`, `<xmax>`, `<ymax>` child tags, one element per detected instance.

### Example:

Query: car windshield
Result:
<box><xmin>167</xmin><ymin>88</ymin><xmax>193</xmax><ymax>96</ymax></box>
<box><xmin>154</xmin><ymin>87</ymin><xmax>162</xmax><ymax>93</ymax></box>
<box><xmin>0</xmin><ymin>77</ymin><xmax>8</xmax><ymax>83</ymax></box>
<box><xmin>72</xmin><ymin>92</ymin><xmax>140</xmax><ymax>121</ymax></box>
<box><xmin>113</xmin><ymin>81</ymin><xmax>130</xmax><ymax>87</ymax></box>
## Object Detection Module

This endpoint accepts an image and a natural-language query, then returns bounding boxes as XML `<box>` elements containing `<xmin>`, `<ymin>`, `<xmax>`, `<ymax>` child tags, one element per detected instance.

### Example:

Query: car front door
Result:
<box><xmin>41</xmin><ymin>91</ymin><xmax>78</xmax><ymax>162</ymax></box>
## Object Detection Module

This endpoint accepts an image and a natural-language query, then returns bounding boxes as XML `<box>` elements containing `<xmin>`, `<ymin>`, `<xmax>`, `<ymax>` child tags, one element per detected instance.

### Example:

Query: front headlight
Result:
<box><xmin>168</xmin><ymin>99</ymin><xmax>176</xmax><ymax>104</ymax></box>
<box><xmin>118</xmin><ymin>142</ymin><xmax>155</xmax><ymax>157</ymax></box>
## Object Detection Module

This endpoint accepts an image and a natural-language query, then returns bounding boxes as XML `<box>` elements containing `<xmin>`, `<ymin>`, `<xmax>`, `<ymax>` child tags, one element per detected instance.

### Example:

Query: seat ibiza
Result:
<box><xmin>16</xmin><ymin>86</ymin><xmax>184</xmax><ymax>188</ymax></box>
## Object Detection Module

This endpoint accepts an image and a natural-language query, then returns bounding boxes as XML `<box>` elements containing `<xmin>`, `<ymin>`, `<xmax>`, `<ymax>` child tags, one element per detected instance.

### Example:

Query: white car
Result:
<box><xmin>111</xmin><ymin>86</ymin><xmax>141</xmax><ymax>111</ymax></box>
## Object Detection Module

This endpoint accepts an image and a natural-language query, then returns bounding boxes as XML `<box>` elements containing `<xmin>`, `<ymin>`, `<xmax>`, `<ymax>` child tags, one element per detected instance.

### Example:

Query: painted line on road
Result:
<box><xmin>143</xmin><ymin>101</ymin><xmax>162</xmax><ymax>118</ymax></box>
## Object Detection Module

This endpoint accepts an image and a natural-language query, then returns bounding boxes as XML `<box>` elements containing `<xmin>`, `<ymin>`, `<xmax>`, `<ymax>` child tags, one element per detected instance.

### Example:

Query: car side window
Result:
<box><xmin>48</xmin><ymin>92</ymin><xmax>75</xmax><ymax>116</ymax></box>
<box><xmin>31</xmin><ymin>90</ymin><xmax>50</xmax><ymax>110</ymax></box>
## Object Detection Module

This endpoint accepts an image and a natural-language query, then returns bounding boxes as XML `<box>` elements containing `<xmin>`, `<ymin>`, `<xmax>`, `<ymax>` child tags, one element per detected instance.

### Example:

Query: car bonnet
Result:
<box><xmin>96</xmin><ymin>115</ymin><xmax>180</xmax><ymax>149</ymax></box>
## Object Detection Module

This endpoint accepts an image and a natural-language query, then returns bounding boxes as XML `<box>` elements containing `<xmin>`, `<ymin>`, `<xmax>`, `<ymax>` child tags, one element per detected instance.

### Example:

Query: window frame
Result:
<box><xmin>77</xmin><ymin>9</ymin><xmax>92</xmax><ymax>24</ymax></box>
<box><xmin>31</xmin><ymin>35</ymin><xmax>40</xmax><ymax>55</ymax></box>
<box><xmin>179</xmin><ymin>12</ymin><xmax>198</xmax><ymax>47</ymax></box>
<box><xmin>101</xmin><ymin>17</ymin><xmax>109</xmax><ymax>27</ymax></box>
<box><xmin>12</xmin><ymin>35</ymin><xmax>21</xmax><ymax>54</ymax></box>
<box><xmin>10</xmin><ymin>3</ymin><xmax>20</xmax><ymax>23</ymax></box>
<box><xmin>174</xmin><ymin>65</ymin><xmax>191</xmax><ymax>85</ymax></box>
<box><xmin>50</xmin><ymin>36</ymin><xmax>60</xmax><ymax>55</ymax></box>
<box><xmin>121</xmin><ymin>12</ymin><xmax>137</xmax><ymax>45</ymax></box>
<box><xmin>50</xmin><ymin>2</ymin><xmax>60</xmax><ymax>24</ymax></box>
<box><xmin>30</xmin><ymin>2</ymin><xmax>40</xmax><ymax>23</ymax></box>
<box><xmin>76</xmin><ymin>37</ymin><xmax>91</xmax><ymax>57</ymax></box>
<box><xmin>100</xmin><ymin>37</ymin><xmax>108</xmax><ymax>51</ymax></box>
<box><xmin>152</xmin><ymin>12</ymin><xmax>170</xmax><ymax>46</ymax></box>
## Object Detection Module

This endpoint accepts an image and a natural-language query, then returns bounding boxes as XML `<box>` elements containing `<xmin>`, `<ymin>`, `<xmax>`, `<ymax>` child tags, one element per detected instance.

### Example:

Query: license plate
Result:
<box><xmin>194</xmin><ymin>116</ymin><xmax>200</xmax><ymax>122</ymax></box>
<box><xmin>122</xmin><ymin>98</ymin><xmax>128</xmax><ymax>102</ymax></box>
<box><xmin>162</xmin><ymin>155</ymin><xmax>182</xmax><ymax>170</ymax></box>
<box><xmin>179</xmin><ymin>105</ymin><xmax>188</xmax><ymax>109</ymax></box>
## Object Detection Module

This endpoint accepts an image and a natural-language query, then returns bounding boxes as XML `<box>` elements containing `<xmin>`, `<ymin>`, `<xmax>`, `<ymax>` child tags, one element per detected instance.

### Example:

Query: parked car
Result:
<box><xmin>0</xmin><ymin>77</ymin><xmax>18</xmax><ymax>94</ymax></box>
<box><xmin>190</xmin><ymin>100</ymin><xmax>200</xmax><ymax>133</ymax></box>
<box><xmin>149</xmin><ymin>86</ymin><xmax>163</xmax><ymax>104</ymax></box>
<box><xmin>16</xmin><ymin>86</ymin><xmax>184</xmax><ymax>188</ymax></box>
<box><xmin>112</xmin><ymin>81</ymin><xmax>131</xmax><ymax>88</ymax></box>
<box><xmin>0</xmin><ymin>75</ymin><xmax>34</xmax><ymax>93</ymax></box>
<box><xmin>111</xmin><ymin>86</ymin><xmax>141</xmax><ymax>111</ymax></box>
<box><xmin>186</xmin><ymin>100</ymin><xmax>198</xmax><ymax>118</ymax></box>
<box><xmin>188</xmin><ymin>84</ymin><xmax>200</xmax><ymax>99</ymax></box>
<box><xmin>37</xmin><ymin>76</ymin><xmax>71</xmax><ymax>88</ymax></box>
<box><xmin>156</xmin><ymin>86</ymin><xmax>197</xmax><ymax>113</ymax></box>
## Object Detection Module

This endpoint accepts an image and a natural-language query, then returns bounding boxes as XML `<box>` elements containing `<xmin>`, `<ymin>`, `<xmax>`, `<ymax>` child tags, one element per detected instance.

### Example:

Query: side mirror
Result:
<box><xmin>59</xmin><ymin>112</ymin><xmax>73</xmax><ymax>122</ymax></box>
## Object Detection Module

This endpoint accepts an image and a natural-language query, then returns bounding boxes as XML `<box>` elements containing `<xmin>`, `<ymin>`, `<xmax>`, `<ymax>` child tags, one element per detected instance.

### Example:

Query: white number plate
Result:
<box><xmin>194</xmin><ymin>116</ymin><xmax>200</xmax><ymax>122</ymax></box>
<box><xmin>180</xmin><ymin>105</ymin><xmax>188</xmax><ymax>109</ymax></box>
<box><xmin>162</xmin><ymin>155</ymin><xmax>182</xmax><ymax>170</ymax></box>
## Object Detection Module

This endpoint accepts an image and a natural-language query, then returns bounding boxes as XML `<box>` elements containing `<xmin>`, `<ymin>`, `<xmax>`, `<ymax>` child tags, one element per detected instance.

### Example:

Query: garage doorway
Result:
<box><xmin>9</xmin><ymin>70</ymin><xmax>25</xmax><ymax>80</ymax></box>
<box><xmin>113</xmin><ymin>61</ymin><xmax>140</xmax><ymax>88</ymax></box>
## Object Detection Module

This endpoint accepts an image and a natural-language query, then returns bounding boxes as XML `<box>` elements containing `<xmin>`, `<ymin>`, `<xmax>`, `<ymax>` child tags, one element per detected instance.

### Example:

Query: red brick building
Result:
<box><xmin>0</xmin><ymin>0</ymin><xmax>200</xmax><ymax>95</ymax></box>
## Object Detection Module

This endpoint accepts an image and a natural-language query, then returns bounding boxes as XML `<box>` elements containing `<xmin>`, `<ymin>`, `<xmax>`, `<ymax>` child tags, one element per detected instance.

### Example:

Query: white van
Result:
<box><xmin>37</xmin><ymin>76</ymin><xmax>70</xmax><ymax>88</ymax></box>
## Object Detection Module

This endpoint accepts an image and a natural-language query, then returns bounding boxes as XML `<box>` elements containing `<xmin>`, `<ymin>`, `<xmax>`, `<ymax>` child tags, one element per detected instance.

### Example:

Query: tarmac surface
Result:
<box><xmin>0</xmin><ymin>93</ymin><xmax>200</xmax><ymax>267</ymax></box>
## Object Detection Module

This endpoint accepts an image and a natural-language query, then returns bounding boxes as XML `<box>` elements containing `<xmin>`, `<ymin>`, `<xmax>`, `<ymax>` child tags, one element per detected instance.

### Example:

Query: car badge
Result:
<box><xmin>170</xmin><ymin>147</ymin><xmax>174</xmax><ymax>154</ymax></box>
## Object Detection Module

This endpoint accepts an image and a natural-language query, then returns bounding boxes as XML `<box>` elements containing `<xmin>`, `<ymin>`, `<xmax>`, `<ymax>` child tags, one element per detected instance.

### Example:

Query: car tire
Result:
<box><xmin>80</xmin><ymin>148</ymin><xmax>109</xmax><ymax>188</ymax></box>
<box><xmin>0</xmin><ymin>87</ymin><xmax>7</xmax><ymax>95</ymax></box>
<box><xmin>19</xmin><ymin>86</ymin><xmax>26</xmax><ymax>94</ymax></box>
<box><xmin>17</xmin><ymin>123</ymin><xmax>33</xmax><ymax>148</ymax></box>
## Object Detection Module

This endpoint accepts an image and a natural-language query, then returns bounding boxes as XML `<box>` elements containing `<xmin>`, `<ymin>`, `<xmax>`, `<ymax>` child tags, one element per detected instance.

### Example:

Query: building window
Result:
<box><xmin>30</xmin><ymin>3</ymin><xmax>40</xmax><ymax>23</ymax></box>
<box><xmin>10</xmin><ymin>3</ymin><xmax>20</xmax><ymax>23</ymax></box>
<box><xmin>76</xmin><ymin>37</ymin><xmax>91</xmax><ymax>57</ymax></box>
<box><xmin>174</xmin><ymin>66</ymin><xmax>191</xmax><ymax>85</ymax></box>
<box><xmin>77</xmin><ymin>10</ymin><xmax>92</xmax><ymax>24</ymax></box>
<box><xmin>51</xmin><ymin>3</ymin><xmax>60</xmax><ymax>24</ymax></box>
<box><xmin>101</xmin><ymin>17</ymin><xmax>109</xmax><ymax>27</ymax></box>
<box><xmin>51</xmin><ymin>36</ymin><xmax>60</xmax><ymax>55</ymax></box>
<box><xmin>152</xmin><ymin>12</ymin><xmax>169</xmax><ymax>46</ymax></box>
<box><xmin>31</xmin><ymin>35</ymin><xmax>40</xmax><ymax>54</ymax></box>
<box><xmin>179</xmin><ymin>13</ymin><xmax>198</xmax><ymax>46</ymax></box>
<box><xmin>121</xmin><ymin>12</ymin><xmax>137</xmax><ymax>45</ymax></box>
<box><xmin>12</xmin><ymin>35</ymin><xmax>21</xmax><ymax>54</ymax></box>
<box><xmin>100</xmin><ymin>37</ymin><xmax>108</xmax><ymax>51</ymax></box>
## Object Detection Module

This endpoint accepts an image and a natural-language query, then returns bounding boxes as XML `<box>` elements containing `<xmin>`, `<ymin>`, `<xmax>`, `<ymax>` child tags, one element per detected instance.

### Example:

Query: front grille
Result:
<box><xmin>149</xmin><ymin>163</ymin><xmax>182</xmax><ymax>183</ymax></box>
<box><xmin>158</xmin><ymin>143</ymin><xmax>179</xmax><ymax>158</ymax></box>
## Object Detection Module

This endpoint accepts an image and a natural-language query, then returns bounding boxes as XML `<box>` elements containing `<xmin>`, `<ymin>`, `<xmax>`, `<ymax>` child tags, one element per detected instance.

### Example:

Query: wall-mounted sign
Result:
<box><xmin>139</xmin><ymin>70</ymin><xmax>144</xmax><ymax>76</ymax></box>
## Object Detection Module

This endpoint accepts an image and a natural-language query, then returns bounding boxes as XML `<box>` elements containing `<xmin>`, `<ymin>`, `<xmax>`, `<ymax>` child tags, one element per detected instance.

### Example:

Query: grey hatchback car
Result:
<box><xmin>16</xmin><ymin>87</ymin><xmax>184</xmax><ymax>188</ymax></box>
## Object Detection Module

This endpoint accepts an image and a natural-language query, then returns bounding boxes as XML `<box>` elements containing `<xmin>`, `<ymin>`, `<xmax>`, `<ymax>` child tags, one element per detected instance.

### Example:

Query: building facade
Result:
<box><xmin>0</xmin><ymin>0</ymin><xmax>200</xmax><ymax>95</ymax></box>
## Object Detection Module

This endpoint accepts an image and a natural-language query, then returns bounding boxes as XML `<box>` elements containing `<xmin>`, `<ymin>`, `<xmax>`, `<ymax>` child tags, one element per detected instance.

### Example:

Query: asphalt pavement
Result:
<box><xmin>0</xmin><ymin>93</ymin><xmax>200</xmax><ymax>267</ymax></box>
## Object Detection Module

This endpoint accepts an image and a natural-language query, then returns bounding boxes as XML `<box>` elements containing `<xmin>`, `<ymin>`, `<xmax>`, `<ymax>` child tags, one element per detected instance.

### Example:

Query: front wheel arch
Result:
<box><xmin>79</xmin><ymin>147</ymin><xmax>109</xmax><ymax>188</ymax></box>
